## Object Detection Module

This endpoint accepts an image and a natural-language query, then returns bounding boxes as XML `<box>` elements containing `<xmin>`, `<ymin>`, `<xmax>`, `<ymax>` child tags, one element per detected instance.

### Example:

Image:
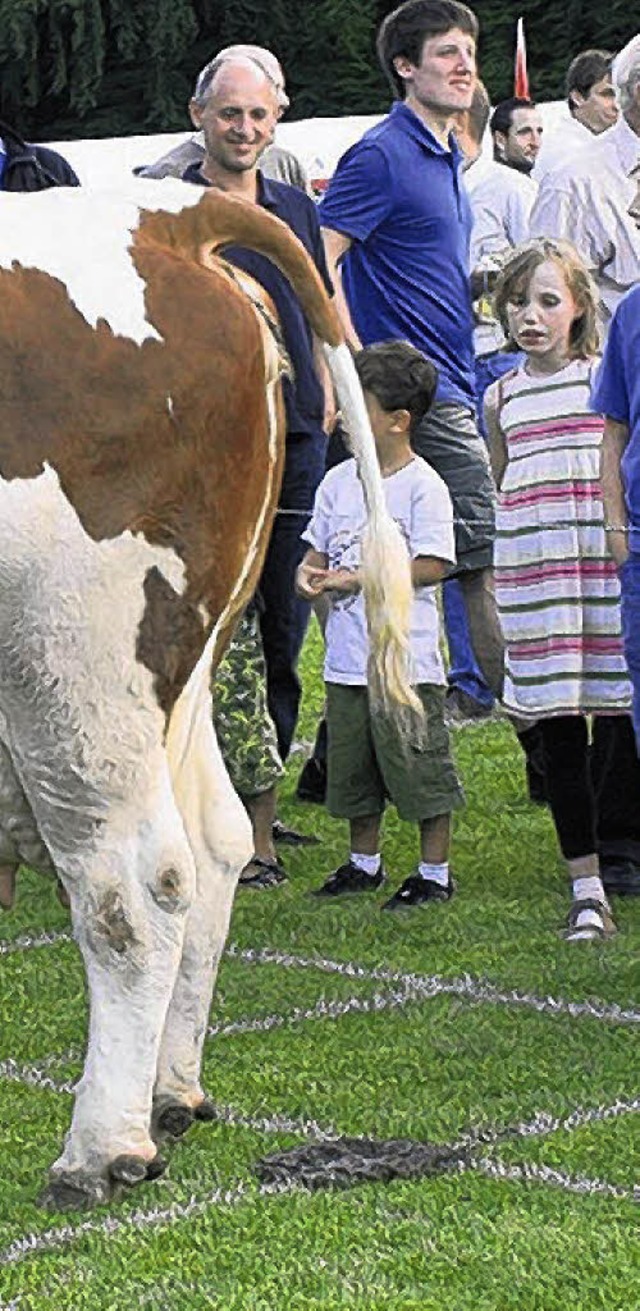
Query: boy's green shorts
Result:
<box><xmin>325</xmin><ymin>683</ymin><xmax>464</xmax><ymax>823</ymax></box>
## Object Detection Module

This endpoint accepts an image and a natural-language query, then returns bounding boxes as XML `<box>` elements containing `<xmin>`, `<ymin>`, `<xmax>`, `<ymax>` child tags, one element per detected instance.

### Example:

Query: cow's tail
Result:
<box><xmin>323</xmin><ymin>343</ymin><xmax>421</xmax><ymax>720</ymax></box>
<box><xmin>142</xmin><ymin>193</ymin><xmax>420</xmax><ymax>718</ymax></box>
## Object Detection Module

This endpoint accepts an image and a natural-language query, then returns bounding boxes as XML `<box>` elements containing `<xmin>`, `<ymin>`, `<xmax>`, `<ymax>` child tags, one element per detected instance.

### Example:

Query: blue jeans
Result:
<box><xmin>443</xmin><ymin>350</ymin><xmax>525</xmax><ymax>706</ymax></box>
<box><xmin>442</xmin><ymin>578</ymin><xmax>494</xmax><ymax>707</ymax></box>
<box><xmin>619</xmin><ymin>552</ymin><xmax>640</xmax><ymax>754</ymax></box>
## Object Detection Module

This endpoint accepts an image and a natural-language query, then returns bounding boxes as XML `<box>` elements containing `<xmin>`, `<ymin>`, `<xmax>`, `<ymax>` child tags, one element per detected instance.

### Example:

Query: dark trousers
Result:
<box><xmin>538</xmin><ymin>715</ymin><xmax>640</xmax><ymax>863</ymax></box>
<box><xmin>259</xmin><ymin>430</ymin><xmax>326</xmax><ymax>761</ymax></box>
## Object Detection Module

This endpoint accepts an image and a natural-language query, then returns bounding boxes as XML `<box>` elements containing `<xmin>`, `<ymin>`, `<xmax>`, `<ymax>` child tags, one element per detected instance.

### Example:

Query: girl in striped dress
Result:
<box><xmin>484</xmin><ymin>239</ymin><xmax>632</xmax><ymax>943</ymax></box>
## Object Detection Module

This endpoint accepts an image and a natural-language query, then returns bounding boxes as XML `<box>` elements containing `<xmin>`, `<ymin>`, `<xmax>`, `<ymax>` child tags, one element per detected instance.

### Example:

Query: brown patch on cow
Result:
<box><xmin>94</xmin><ymin>889</ymin><xmax>137</xmax><ymax>954</ymax></box>
<box><xmin>137</xmin><ymin>568</ymin><xmax>207</xmax><ymax>715</ymax></box>
<box><xmin>149</xmin><ymin>864</ymin><xmax>187</xmax><ymax>914</ymax></box>
<box><xmin>0</xmin><ymin>195</ymin><xmax>300</xmax><ymax>712</ymax></box>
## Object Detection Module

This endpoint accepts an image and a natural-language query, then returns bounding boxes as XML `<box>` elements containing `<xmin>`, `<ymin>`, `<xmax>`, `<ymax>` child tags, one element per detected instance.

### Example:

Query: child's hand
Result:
<box><xmin>296</xmin><ymin>562</ymin><xmax>332</xmax><ymax>599</ymax></box>
<box><xmin>324</xmin><ymin>568</ymin><xmax>362</xmax><ymax>595</ymax></box>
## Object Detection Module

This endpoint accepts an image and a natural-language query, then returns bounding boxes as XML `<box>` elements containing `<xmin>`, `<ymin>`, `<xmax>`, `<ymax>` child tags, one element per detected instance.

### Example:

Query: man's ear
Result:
<box><xmin>189</xmin><ymin>99</ymin><xmax>203</xmax><ymax>130</ymax></box>
<box><xmin>393</xmin><ymin>55</ymin><xmax>415</xmax><ymax>86</ymax></box>
<box><xmin>493</xmin><ymin>129</ymin><xmax>507</xmax><ymax>159</ymax></box>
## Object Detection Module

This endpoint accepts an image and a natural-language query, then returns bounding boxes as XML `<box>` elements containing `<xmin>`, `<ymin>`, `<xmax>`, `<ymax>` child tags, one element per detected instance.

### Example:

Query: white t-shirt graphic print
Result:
<box><xmin>303</xmin><ymin>455</ymin><xmax>455</xmax><ymax>686</ymax></box>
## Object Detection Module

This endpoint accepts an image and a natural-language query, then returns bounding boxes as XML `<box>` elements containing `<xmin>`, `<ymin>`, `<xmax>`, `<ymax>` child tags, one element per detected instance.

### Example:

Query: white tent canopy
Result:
<box><xmin>46</xmin><ymin>101</ymin><xmax>567</xmax><ymax>192</ymax></box>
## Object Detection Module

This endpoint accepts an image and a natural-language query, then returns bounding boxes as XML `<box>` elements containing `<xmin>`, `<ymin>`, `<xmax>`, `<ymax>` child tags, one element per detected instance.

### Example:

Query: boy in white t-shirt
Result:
<box><xmin>296</xmin><ymin>341</ymin><xmax>464</xmax><ymax>909</ymax></box>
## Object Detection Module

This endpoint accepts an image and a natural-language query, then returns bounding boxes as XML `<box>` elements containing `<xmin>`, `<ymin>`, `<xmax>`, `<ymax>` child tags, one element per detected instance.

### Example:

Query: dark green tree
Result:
<box><xmin>0</xmin><ymin>0</ymin><xmax>636</xmax><ymax>140</ymax></box>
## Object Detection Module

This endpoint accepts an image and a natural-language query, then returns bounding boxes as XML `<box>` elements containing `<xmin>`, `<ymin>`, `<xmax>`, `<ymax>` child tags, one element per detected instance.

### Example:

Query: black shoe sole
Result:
<box><xmin>312</xmin><ymin>875</ymin><xmax>386</xmax><ymax>897</ymax></box>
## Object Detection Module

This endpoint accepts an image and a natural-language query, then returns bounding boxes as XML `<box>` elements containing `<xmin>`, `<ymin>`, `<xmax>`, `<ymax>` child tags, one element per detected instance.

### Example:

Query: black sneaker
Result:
<box><xmin>381</xmin><ymin>873</ymin><xmax>455</xmax><ymax>910</ymax></box>
<box><xmin>272</xmin><ymin>820</ymin><xmax>320</xmax><ymax>847</ymax></box>
<box><xmin>600</xmin><ymin>858</ymin><xmax>640</xmax><ymax>897</ymax></box>
<box><xmin>296</xmin><ymin>757</ymin><xmax>327</xmax><ymax>804</ymax></box>
<box><xmin>312</xmin><ymin>859</ymin><xmax>386</xmax><ymax>897</ymax></box>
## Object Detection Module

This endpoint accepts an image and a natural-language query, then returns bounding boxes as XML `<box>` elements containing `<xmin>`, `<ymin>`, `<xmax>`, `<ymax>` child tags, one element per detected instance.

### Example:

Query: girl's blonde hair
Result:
<box><xmin>493</xmin><ymin>238</ymin><xmax>600</xmax><ymax>358</ymax></box>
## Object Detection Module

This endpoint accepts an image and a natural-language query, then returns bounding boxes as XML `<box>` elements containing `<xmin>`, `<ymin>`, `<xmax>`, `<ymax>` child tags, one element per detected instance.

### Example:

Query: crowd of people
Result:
<box><xmin>3</xmin><ymin>0</ymin><xmax>640</xmax><ymax>943</ymax></box>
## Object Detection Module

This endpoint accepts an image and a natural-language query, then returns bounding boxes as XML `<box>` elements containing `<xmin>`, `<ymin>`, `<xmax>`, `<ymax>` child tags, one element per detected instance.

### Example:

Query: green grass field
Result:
<box><xmin>0</xmin><ymin>621</ymin><xmax>638</xmax><ymax>1310</ymax></box>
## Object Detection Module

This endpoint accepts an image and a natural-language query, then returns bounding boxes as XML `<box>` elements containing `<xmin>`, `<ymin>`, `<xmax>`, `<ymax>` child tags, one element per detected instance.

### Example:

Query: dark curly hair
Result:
<box><xmin>355</xmin><ymin>340</ymin><xmax>439</xmax><ymax>432</ymax></box>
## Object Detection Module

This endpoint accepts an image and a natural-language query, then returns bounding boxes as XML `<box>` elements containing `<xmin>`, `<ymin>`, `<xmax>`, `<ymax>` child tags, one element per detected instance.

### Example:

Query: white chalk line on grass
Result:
<box><xmin>0</xmin><ymin>929</ymin><xmax>71</xmax><ymax>956</ymax></box>
<box><xmin>6</xmin><ymin>1032</ymin><xmax>637</xmax><ymax>1157</ymax></box>
<box><xmin>2</xmin><ymin>927</ymin><xmax>639</xmax><ymax>1027</ymax></box>
<box><xmin>469</xmin><ymin>1156</ymin><xmax>640</xmax><ymax>1201</ymax></box>
<box><xmin>226</xmin><ymin>942</ymin><xmax>640</xmax><ymax>1027</ymax></box>
<box><xmin>0</xmin><ymin>986</ymin><xmax>418</xmax><ymax>1096</ymax></box>
<box><xmin>0</xmin><ymin>1178</ymin><xmax>294</xmax><ymax>1267</ymax></box>
<box><xmin>1</xmin><ymin>1095</ymin><xmax>638</xmax><ymax>1268</ymax></box>
<box><xmin>451</xmin><ymin>1095</ymin><xmax>640</xmax><ymax>1152</ymax></box>
<box><xmin>0</xmin><ymin>1057</ymin><xmax>336</xmax><ymax>1141</ymax></box>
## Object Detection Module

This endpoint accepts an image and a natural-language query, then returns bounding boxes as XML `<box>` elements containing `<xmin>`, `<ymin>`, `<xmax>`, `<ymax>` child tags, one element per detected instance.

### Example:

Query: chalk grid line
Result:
<box><xmin>1</xmin><ymin>928</ymin><xmax>639</xmax><ymax>1026</ymax></box>
<box><xmin>0</xmin><ymin>930</ymin><xmax>638</xmax><ymax>1270</ymax></box>
<box><xmin>0</xmin><ymin>1094</ymin><xmax>638</xmax><ymax>1268</ymax></box>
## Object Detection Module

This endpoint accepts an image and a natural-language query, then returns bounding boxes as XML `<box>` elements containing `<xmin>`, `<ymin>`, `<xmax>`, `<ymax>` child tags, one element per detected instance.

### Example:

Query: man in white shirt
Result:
<box><xmin>464</xmin><ymin>98</ymin><xmax>538</xmax><ymax>354</ymax></box>
<box><xmin>530</xmin><ymin>35</ymin><xmax>640</xmax><ymax>325</ymax></box>
<box><xmin>533</xmin><ymin>49</ymin><xmax>618</xmax><ymax>183</ymax></box>
<box><xmin>457</xmin><ymin>93</ymin><xmax>537</xmax><ymax>380</ymax></box>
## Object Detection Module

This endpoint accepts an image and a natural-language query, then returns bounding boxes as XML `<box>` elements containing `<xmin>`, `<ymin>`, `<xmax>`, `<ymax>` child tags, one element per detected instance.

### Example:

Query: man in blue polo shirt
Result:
<box><xmin>594</xmin><ymin>285</ymin><xmax>640</xmax><ymax>758</ymax></box>
<box><xmin>319</xmin><ymin>0</ymin><xmax>502</xmax><ymax>696</ymax></box>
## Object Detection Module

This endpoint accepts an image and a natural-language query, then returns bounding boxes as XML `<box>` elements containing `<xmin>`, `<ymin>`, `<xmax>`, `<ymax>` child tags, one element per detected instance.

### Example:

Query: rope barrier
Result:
<box><xmin>274</xmin><ymin>507</ymin><xmax>616</xmax><ymax>532</ymax></box>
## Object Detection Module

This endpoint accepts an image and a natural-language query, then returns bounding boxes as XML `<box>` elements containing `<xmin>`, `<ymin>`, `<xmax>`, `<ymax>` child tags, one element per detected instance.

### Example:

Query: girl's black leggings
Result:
<box><xmin>537</xmin><ymin>714</ymin><xmax>638</xmax><ymax>861</ymax></box>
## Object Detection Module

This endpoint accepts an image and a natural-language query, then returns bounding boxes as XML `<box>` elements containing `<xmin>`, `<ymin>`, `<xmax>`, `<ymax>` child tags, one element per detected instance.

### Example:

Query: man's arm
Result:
<box><xmin>320</xmin><ymin>227</ymin><xmax>362</xmax><ymax>352</ymax></box>
<box><xmin>312</xmin><ymin>333</ymin><xmax>338</xmax><ymax>434</ymax></box>
<box><xmin>601</xmin><ymin>417</ymin><xmax>631</xmax><ymax>566</ymax></box>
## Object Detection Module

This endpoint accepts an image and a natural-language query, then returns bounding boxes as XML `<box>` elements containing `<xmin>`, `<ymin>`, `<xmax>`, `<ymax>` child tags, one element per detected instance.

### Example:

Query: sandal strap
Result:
<box><xmin>567</xmin><ymin>897</ymin><xmax>607</xmax><ymax>927</ymax></box>
<box><xmin>239</xmin><ymin>856</ymin><xmax>287</xmax><ymax>886</ymax></box>
<box><xmin>566</xmin><ymin>897</ymin><xmax>612</xmax><ymax>940</ymax></box>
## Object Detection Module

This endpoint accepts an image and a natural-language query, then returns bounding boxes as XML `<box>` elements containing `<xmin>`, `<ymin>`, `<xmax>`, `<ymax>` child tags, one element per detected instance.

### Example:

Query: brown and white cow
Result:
<box><xmin>0</xmin><ymin>183</ymin><xmax>415</xmax><ymax>1209</ymax></box>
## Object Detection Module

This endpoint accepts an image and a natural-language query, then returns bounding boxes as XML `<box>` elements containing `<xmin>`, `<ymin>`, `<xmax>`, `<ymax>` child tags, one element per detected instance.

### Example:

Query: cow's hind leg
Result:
<box><xmin>40</xmin><ymin>759</ymin><xmax>196</xmax><ymax>1210</ymax></box>
<box><xmin>153</xmin><ymin>687</ymin><xmax>252</xmax><ymax>1138</ymax></box>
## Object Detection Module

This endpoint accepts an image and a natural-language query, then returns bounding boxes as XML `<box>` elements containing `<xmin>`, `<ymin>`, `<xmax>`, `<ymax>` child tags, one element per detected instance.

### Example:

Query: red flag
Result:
<box><xmin>514</xmin><ymin>17</ymin><xmax>530</xmax><ymax>99</ymax></box>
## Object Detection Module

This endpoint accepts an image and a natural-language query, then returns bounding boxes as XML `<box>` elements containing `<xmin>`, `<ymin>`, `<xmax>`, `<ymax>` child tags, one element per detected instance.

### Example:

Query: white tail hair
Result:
<box><xmin>323</xmin><ymin>343</ymin><xmax>422</xmax><ymax>720</ymax></box>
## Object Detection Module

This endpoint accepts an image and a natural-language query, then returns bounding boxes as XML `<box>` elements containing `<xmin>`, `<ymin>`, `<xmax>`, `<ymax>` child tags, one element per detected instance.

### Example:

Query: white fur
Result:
<box><xmin>0</xmin><ymin>344</ymin><xmax>277</xmax><ymax>1186</ymax></box>
<box><xmin>0</xmin><ymin>465</ymin><xmax>237</xmax><ymax>1180</ymax></box>
<box><xmin>0</xmin><ymin>181</ymin><xmax>202</xmax><ymax>344</ymax></box>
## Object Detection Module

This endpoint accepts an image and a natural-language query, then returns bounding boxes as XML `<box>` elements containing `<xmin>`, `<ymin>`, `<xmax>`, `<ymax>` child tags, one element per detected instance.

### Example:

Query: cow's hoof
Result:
<box><xmin>193</xmin><ymin>1097</ymin><xmax>217</xmax><ymax>1122</ymax></box>
<box><xmin>39</xmin><ymin>1171</ymin><xmax>110</xmax><ymax>1212</ymax></box>
<box><xmin>108</xmin><ymin>1154</ymin><xmax>151</xmax><ymax>1186</ymax></box>
<box><xmin>153</xmin><ymin>1099</ymin><xmax>194</xmax><ymax>1140</ymax></box>
<box><xmin>145</xmin><ymin>1154</ymin><xmax>168</xmax><ymax>1181</ymax></box>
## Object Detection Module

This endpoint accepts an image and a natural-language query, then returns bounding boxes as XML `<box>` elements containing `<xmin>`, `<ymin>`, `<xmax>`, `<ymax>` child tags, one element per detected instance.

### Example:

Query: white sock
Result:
<box><xmin>350</xmin><ymin>851</ymin><xmax>381</xmax><ymax>876</ymax></box>
<box><xmin>572</xmin><ymin>875</ymin><xmax>606</xmax><ymax>905</ymax></box>
<box><xmin>418</xmin><ymin>861</ymin><xmax>449</xmax><ymax>886</ymax></box>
